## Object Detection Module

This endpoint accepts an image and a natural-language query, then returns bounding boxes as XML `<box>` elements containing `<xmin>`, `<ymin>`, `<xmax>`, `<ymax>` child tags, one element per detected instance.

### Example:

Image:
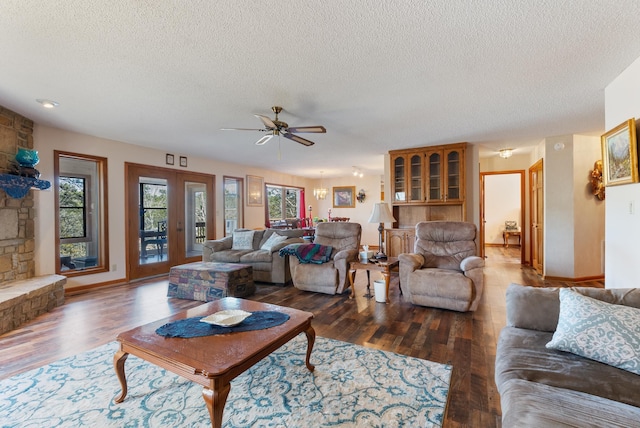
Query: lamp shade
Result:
<box><xmin>368</xmin><ymin>203</ymin><xmax>396</xmax><ymax>223</ymax></box>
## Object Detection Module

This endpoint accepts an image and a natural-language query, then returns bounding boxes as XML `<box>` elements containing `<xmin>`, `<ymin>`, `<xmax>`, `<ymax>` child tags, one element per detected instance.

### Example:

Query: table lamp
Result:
<box><xmin>368</xmin><ymin>203</ymin><xmax>396</xmax><ymax>259</ymax></box>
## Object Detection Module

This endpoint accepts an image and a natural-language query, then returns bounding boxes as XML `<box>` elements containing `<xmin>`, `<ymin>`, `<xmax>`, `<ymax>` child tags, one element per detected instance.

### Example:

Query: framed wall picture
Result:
<box><xmin>166</xmin><ymin>153</ymin><xmax>174</xmax><ymax>165</ymax></box>
<box><xmin>179</xmin><ymin>156</ymin><xmax>188</xmax><ymax>167</ymax></box>
<box><xmin>333</xmin><ymin>186</ymin><xmax>356</xmax><ymax>208</ymax></box>
<box><xmin>601</xmin><ymin>118</ymin><xmax>638</xmax><ymax>186</ymax></box>
<box><xmin>247</xmin><ymin>175</ymin><xmax>264</xmax><ymax>206</ymax></box>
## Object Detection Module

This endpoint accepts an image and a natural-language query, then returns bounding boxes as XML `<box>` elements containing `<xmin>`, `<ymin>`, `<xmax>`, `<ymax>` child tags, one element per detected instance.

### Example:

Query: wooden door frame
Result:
<box><xmin>125</xmin><ymin>162</ymin><xmax>215</xmax><ymax>280</ymax></box>
<box><xmin>479</xmin><ymin>170</ymin><xmax>526</xmax><ymax>264</ymax></box>
<box><xmin>529</xmin><ymin>159</ymin><xmax>544</xmax><ymax>274</ymax></box>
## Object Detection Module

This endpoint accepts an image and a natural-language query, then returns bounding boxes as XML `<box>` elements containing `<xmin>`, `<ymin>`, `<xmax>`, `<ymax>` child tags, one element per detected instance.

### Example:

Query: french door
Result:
<box><xmin>125</xmin><ymin>163</ymin><xmax>215</xmax><ymax>280</ymax></box>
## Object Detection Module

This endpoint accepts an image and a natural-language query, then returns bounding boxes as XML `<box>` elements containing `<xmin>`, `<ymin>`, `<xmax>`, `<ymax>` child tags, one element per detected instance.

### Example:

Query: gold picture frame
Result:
<box><xmin>247</xmin><ymin>175</ymin><xmax>264</xmax><ymax>206</ymax></box>
<box><xmin>332</xmin><ymin>186</ymin><xmax>356</xmax><ymax>208</ymax></box>
<box><xmin>601</xmin><ymin>118</ymin><xmax>638</xmax><ymax>186</ymax></box>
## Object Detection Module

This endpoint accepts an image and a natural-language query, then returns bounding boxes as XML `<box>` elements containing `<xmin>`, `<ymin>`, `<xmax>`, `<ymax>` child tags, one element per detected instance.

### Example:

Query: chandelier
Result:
<box><xmin>499</xmin><ymin>148</ymin><xmax>513</xmax><ymax>159</ymax></box>
<box><xmin>314</xmin><ymin>171</ymin><xmax>328</xmax><ymax>200</ymax></box>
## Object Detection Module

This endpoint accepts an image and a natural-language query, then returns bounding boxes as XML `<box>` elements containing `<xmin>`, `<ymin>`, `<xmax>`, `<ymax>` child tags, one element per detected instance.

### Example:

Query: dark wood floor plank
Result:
<box><xmin>0</xmin><ymin>246</ymin><xmax>605</xmax><ymax>427</ymax></box>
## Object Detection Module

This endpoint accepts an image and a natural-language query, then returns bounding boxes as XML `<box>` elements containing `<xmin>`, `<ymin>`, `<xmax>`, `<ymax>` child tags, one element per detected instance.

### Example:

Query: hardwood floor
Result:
<box><xmin>0</xmin><ymin>246</ymin><xmax>604</xmax><ymax>427</ymax></box>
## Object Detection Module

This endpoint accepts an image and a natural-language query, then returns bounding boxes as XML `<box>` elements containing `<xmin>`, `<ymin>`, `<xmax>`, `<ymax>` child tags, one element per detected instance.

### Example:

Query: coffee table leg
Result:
<box><xmin>202</xmin><ymin>382</ymin><xmax>231</xmax><ymax>428</ymax></box>
<box><xmin>113</xmin><ymin>350</ymin><xmax>129</xmax><ymax>403</ymax></box>
<box><xmin>202</xmin><ymin>383</ymin><xmax>230</xmax><ymax>428</ymax></box>
<box><xmin>304</xmin><ymin>326</ymin><xmax>316</xmax><ymax>372</ymax></box>
<box><xmin>348</xmin><ymin>267</ymin><xmax>356</xmax><ymax>299</ymax></box>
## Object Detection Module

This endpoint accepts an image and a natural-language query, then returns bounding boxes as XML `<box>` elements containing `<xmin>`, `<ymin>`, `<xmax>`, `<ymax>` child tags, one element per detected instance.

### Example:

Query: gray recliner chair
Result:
<box><xmin>398</xmin><ymin>221</ymin><xmax>484</xmax><ymax>312</ymax></box>
<box><xmin>289</xmin><ymin>222</ymin><xmax>361</xmax><ymax>295</ymax></box>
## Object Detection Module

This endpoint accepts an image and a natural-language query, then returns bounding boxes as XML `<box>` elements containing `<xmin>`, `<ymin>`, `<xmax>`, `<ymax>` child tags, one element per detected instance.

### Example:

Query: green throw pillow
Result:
<box><xmin>231</xmin><ymin>230</ymin><xmax>255</xmax><ymax>250</ymax></box>
<box><xmin>546</xmin><ymin>288</ymin><xmax>640</xmax><ymax>375</ymax></box>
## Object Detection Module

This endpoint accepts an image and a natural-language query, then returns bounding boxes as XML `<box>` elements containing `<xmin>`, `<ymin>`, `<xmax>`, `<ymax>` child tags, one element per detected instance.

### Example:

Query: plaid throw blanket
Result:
<box><xmin>279</xmin><ymin>243</ymin><xmax>333</xmax><ymax>264</ymax></box>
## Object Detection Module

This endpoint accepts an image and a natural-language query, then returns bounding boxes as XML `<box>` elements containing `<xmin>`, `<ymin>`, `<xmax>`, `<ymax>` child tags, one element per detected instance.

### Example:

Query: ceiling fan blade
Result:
<box><xmin>255</xmin><ymin>114</ymin><xmax>276</xmax><ymax>129</ymax></box>
<box><xmin>285</xmin><ymin>126</ymin><xmax>326</xmax><ymax>134</ymax></box>
<box><xmin>221</xmin><ymin>127</ymin><xmax>268</xmax><ymax>131</ymax></box>
<box><xmin>283</xmin><ymin>132</ymin><xmax>315</xmax><ymax>146</ymax></box>
<box><xmin>255</xmin><ymin>134</ymin><xmax>274</xmax><ymax>145</ymax></box>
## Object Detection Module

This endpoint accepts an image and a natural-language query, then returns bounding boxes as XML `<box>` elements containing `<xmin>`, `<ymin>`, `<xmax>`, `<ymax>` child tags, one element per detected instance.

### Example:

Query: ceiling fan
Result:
<box><xmin>221</xmin><ymin>106</ymin><xmax>326</xmax><ymax>146</ymax></box>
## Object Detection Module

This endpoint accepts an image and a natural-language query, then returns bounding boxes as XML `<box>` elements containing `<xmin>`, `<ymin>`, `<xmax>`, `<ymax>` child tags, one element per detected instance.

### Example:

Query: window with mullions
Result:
<box><xmin>139</xmin><ymin>182</ymin><xmax>168</xmax><ymax>231</ymax></box>
<box><xmin>59</xmin><ymin>176</ymin><xmax>88</xmax><ymax>240</ymax></box>
<box><xmin>267</xmin><ymin>184</ymin><xmax>302</xmax><ymax>225</ymax></box>
<box><xmin>55</xmin><ymin>151</ymin><xmax>108</xmax><ymax>275</ymax></box>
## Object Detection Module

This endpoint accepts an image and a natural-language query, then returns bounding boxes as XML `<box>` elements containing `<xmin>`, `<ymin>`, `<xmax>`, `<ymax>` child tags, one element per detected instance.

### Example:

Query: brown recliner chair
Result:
<box><xmin>398</xmin><ymin>221</ymin><xmax>484</xmax><ymax>312</ymax></box>
<box><xmin>289</xmin><ymin>222</ymin><xmax>361</xmax><ymax>295</ymax></box>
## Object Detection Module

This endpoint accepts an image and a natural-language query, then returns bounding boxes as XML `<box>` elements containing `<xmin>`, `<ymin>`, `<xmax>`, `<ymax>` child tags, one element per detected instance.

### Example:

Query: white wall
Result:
<box><xmin>34</xmin><ymin>125</ymin><xmax>313</xmax><ymax>288</ymax></box>
<box><xmin>311</xmin><ymin>174</ymin><xmax>380</xmax><ymax>248</ymax></box>
<box><xmin>604</xmin><ymin>55</ymin><xmax>640</xmax><ymax>288</ymax></box>
<box><xmin>484</xmin><ymin>174</ymin><xmax>521</xmax><ymax>244</ymax></box>
<box><xmin>573</xmin><ymin>134</ymin><xmax>605</xmax><ymax>278</ymax></box>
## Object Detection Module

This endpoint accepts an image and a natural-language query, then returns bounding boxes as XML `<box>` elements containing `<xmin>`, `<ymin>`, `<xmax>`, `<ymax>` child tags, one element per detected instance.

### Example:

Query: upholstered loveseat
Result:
<box><xmin>495</xmin><ymin>284</ymin><xmax>640</xmax><ymax>427</ymax></box>
<box><xmin>202</xmin><ymin>229</ymin><xmax>304</xmax><ymax>285</ymax></box>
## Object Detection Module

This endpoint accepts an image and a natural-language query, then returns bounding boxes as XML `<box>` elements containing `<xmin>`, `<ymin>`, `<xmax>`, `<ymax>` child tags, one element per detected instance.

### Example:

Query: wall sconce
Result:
<box><xmin>356</xmin><ymin>189</ymin><xmax>366</xmax><ymax>203</ymax></box>
<box><xmin>499</xmin><ymin>148</ymin><xmax>513</xmax><ymax>159</ymax></box>
<box><xmin>352</xmin><ymin>167</ymin><xmax>364</xmax><ymax>177</ymax></box>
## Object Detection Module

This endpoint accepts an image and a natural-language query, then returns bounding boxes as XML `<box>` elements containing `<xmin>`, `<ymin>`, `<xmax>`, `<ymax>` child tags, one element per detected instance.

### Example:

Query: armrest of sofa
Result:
<box><xmin>202</xmin><ymin>236</ymin><xmax>233</xmax><ymax>261</ymax></box>
<box><xmin>398</xmin><ymin>253</ymin><xmax>424</xmax><ymax>271</ymax></box>
<box><xmin>333</xmin><ymin>248</ymin><xmax>358</xmax><ymax>262</ymax></box>
<box><xmin>460</xmin><ymin>256</ymin><xmax>484</xmax><ymax>272</ymax></box>
<box><xmin>398</xmin><ymin>253</ymin><xmax>424</xmax><ymax>297</ymax></box>
<box><xmin>268</xmin><ymin>237</ymin><xmax>304</xmax><ymax>254</ymax></box>
<box><xmin>505</xmin><ymin>283</ymin><xmax>560</xmax><ymax>332</ymax></box>
<box><xmin>461</xmin><ymin>255</ymin><xmax>484</xmax><ymax>311</ymax></box>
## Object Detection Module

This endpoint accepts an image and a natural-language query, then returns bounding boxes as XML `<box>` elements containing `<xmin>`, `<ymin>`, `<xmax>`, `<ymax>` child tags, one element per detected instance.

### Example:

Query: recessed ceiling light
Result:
<box><xmin>36</xmin><ymin>99</ymin><xmax>59</xmax><ymax>109</ymax></box>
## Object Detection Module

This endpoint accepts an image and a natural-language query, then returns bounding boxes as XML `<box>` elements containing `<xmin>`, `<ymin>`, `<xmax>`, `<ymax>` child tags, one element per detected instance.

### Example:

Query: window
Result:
<box><xmin>55</xmin><ymin>151</ymin><xmax>108</xmax><ymax>275</ymax></box>
<box><xmin>267</xmin><ymin>184</ymin><xmax>303</xmax><ymax>224</ymax></box>
<box><xmin>223</xmin><ymin>176</ymin><xmax>243</xmax><ymax>235</ymax></box>
<box><xmin>59</xmin><ymin>176</ymin><xmax>88</xmax><ymax>240</ymax></box>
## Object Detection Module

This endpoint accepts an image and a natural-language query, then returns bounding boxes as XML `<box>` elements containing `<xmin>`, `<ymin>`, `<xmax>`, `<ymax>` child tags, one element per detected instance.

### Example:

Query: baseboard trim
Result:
<box><xmin>542</xmin><ymin>275</ymin><xmax>605</xmax><ymax>283</ymax></box>
<box><xmin>64</xmin><ymin>278</ymin><xmax>129</xmax><ymax>295</ymax></box>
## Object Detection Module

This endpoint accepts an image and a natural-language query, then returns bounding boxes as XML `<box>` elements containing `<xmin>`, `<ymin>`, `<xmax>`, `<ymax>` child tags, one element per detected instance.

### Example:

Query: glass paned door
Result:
<box><xmin>139</xmin><ymin>178</ymin><xmax>168</xmax><ymax>265</ymax></box>
<box><xmin>126</xmin><ymin>163</ymin><xmax>214</xmax><ymax>280</ymax></box>
<box><xmin>184</xmin><ymin>181</ymin><xmax>207</xmax><ymax>258</ymax></box>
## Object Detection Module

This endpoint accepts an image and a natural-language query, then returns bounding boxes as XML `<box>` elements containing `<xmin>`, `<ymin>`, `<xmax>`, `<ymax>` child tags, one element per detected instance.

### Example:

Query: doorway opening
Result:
<box><xmin>125</xmin><ymin>163</ymin><xmax>215</xmax><ymax>280</ymax></box>
<box><xmin>480</xmin><ymin>171</ymin><xmax>525</xmax><ymax>265</ymax></box>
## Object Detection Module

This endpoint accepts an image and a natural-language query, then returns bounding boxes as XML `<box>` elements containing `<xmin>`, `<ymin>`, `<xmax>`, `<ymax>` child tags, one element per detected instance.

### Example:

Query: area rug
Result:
<box><xmin>0</xmin><ymin>336</ymin><xmax>451</xmax><ymax>427</ymax></box>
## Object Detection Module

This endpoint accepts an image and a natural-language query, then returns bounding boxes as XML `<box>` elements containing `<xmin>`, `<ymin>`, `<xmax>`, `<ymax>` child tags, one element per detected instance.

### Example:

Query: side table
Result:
<box><xmin>348</xmin><ymin>257</ymin><xmax>400</xmax><ymax>303</ymax></box>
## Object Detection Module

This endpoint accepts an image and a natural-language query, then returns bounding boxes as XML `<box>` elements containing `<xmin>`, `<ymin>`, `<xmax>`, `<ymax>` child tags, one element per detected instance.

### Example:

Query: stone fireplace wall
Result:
<box><xmin>0</xmin><ymin>106</ymin><xmax>36</xmax><ymax>283</ymax></box>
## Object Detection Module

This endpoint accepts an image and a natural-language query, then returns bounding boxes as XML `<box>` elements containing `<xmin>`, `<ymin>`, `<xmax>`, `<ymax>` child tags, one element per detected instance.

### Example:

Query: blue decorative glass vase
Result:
<box><xmin>15</xmin><ymin>148</ymin><xmax>39</xmax><ymax>167</ymax></box>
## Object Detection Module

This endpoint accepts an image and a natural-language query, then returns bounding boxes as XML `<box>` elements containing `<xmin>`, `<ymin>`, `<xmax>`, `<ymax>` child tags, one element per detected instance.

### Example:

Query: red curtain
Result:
<box><xmin>300</xmin><ymin>189</ymin><xmax>306</xmax><ymax>221</ymax></box>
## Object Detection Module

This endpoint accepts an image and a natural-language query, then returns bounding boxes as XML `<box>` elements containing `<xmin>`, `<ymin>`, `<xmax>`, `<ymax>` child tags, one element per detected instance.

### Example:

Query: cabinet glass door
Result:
<box><xmin>428</xmin><ymin>152</ymin><xmax>441</xmax><ymax>201</ymax></box>
<box><xmin>393</xmin><ymin>156</ymin><xmax>406</xmax><ymax>202</ymax></box>
<box><xmin>409</xmin><ymin>154</ymin><xmax>423</xmax><ymax>201</ymax></box>
<box><xmin>447</xmin><ymin>150</ymin><xmax>460</xmax><ymax>200</ymax></box>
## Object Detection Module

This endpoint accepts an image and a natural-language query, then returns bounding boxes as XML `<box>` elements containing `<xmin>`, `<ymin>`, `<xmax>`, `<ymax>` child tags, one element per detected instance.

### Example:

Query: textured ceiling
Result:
<box><xmin>1</xmin><ymin>1</ymin><xmax>640</xmax><ymax>178</ymax></box>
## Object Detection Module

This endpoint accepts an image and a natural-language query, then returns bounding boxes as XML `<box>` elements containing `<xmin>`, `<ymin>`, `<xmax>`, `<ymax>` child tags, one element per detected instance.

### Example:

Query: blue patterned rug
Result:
<box><xmin>0</xmin><ymin>336</ymin><xmax>451</xmax><ymax>427</ymax></box>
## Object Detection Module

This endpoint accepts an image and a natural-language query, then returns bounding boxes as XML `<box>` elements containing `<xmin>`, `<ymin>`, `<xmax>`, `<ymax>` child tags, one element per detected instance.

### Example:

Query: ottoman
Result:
<box><xmin>167</xmin><ymin>262</ymin><xmax>255</xmax><ymax>301</ymax></box>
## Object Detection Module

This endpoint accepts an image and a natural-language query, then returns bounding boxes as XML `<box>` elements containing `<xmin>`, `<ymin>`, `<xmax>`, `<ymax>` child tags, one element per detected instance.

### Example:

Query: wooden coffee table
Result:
<box><xmin>113</xmin><ymin>297</ymin><xmax>315</xmax><ymax>428</ymax></box>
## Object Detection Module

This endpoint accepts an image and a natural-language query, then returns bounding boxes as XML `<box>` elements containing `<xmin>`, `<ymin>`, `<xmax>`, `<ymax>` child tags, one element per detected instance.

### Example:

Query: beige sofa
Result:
<box><xmin>202</xmin><ymin>229</ymin><xmax>304</xmax><ymax>285</ymax></box>
<box><xmin>496</xmin><ymin>284</ymin><xmax>640</xmax><ymax>427</ymax></box>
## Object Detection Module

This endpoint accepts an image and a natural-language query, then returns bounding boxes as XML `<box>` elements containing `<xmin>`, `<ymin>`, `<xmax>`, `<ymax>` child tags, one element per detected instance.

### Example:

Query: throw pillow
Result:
<box><xmin>260</xmin><ymin>233</ymin><xmax>287</xmax><ymax>251</ymax></box>
<box><xmin>546</xmin><ymin>288</ymin><xmax>640</xmax><ymax>375</ymax></box>
<box><xmin>231</xmin><ymin>230</ymin><xmax>255</xmax><ymax>250</ymax></box>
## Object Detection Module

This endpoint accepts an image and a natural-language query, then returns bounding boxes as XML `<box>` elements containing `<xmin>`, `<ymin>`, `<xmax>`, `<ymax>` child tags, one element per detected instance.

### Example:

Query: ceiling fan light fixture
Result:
<box><xmin>499</xmin><ymin>148</ymin><xmax>513</xmax><ymax>159</ymax></box>
<box><xmin>255</xmin><ymin>134</ymin><xmax>274</xmax><ymax>145</ymax></box>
